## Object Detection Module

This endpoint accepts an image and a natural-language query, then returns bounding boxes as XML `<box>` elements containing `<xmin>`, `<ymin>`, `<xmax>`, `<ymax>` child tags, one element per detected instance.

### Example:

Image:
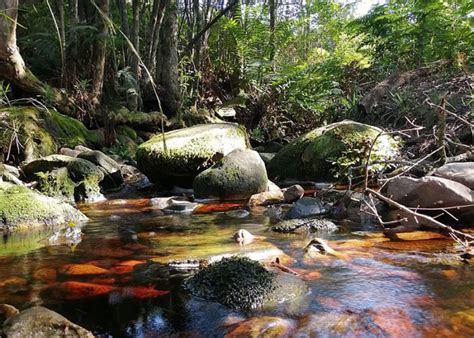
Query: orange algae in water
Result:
<box><xmin>57</xmin><ymin>281</ymin><xmax>116</xmax><ymax>300</ymax></box>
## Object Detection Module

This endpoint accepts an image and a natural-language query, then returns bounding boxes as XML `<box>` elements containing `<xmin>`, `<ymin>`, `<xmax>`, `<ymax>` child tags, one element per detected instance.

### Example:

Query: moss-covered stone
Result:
<box><xmin>136</xmin><ymin>123</ymin><xmax>249</xmax><ymax>184</ymax></box>
<box><xmin>36</xmin><ymin>167</ymin><xmax>76</xmax><ymax>202</ymax></box>
<box><xmin>0</xmin><ymin>183</ymin><xmax>87</xmax><ymax>231</ymax></box>
<box><xmin>22</xmin><ymin>155</ymin><xmax>105</xmax><ymax>202</ymax></box>
<box><xmin>267</xmin><ymin>120</ymin><xmax>399</xmax><ymax>181</ymax></box>
<box><xmin>193</xmin><ymin>148</ymin><xmax>268</xmax><ymax>200</ymax></box>
<box><xmin>185</xmin><ymin>256</ymin><xmax>308</xmax><ymax>311</ymax></box>
<box><xmin>0</xmin><ymin>106</ymin><xmax>103</xmax><ymax>163</ymax></box>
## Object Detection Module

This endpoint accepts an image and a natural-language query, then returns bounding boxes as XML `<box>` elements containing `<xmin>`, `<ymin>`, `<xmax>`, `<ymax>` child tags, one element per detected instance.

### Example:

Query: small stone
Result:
<box><xmin>282</xmin><ymin>184</ymin><xmax>304</xmax><ymax>203</ymax></box>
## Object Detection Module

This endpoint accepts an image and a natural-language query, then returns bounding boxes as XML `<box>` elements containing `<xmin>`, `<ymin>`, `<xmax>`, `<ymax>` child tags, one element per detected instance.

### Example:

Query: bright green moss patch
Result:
<box><xmin>268</xmin><ymin>120</ymin><xmax>400</xmax><ymax>181</ymax></box>
<box><xmin>0</xmin><ymin>106</ymin><xmax>102</xmax><ymax>162</ymax></box>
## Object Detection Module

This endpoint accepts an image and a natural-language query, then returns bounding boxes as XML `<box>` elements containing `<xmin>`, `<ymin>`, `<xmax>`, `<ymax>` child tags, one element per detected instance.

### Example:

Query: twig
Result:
<box><xmin>424</xmin><ymin>98</ymin><xmax>474</xmax><ymax>128</ymax></box>
<box><xmin>366</xmin><ymin>188</ymin><xmax>474</xmax><ymax>244</ymax></box>
<box><xmin>379</xmin><ymin>146</ymin><xmax>443</xmax><ymax>190</ymax></box>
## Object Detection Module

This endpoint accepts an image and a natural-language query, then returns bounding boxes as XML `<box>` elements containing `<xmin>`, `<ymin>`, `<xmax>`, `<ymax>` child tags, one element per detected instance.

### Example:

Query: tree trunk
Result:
<box><xmin>156</xmin><ymin>0</ymin><xmax>180</xmax><ymax>116</ymax></box>
<box><xmin>90</xmin><ymin>0</ymin><xmax>109</xmax><ymax>107</ymax></box>
<box><xmin>146</xmin><ymin>0</ymin><xmax>167</xmax><ymax>77</ymax></box>
<box><xmin>0</xmin><ymin>0</ymin><xmax>68</xmax><ymax>109</ymax></box>
<box><xmin>116</xmin><ymin>0</ymin><xmax>130</xmax><ymax>64</ymax></box>
<box><xmin>130</xmin><ymin>0</ymin><xmax>140</xmax><ymax>81</ymax></box>
<box><xmin>268</xmin><ymin>0</ymin><xmax>276</xmax><ymax>62</ymax></box>
<box><xmin>66</xmin><ymin>0</ymin><xmax>78</xmax><ymax>87</ymax></box>
<box><xmin>55</xmin><ymin>0</ymin><xmax>66</xmax><ymax>87</ymax></box>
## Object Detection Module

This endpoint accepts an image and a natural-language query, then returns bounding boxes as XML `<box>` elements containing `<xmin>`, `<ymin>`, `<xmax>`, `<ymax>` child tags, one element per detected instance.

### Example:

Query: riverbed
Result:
<box><xmin>0</xmin><ymin>196</ymin><xmax>472</xmax><ymax>336</ymax></box>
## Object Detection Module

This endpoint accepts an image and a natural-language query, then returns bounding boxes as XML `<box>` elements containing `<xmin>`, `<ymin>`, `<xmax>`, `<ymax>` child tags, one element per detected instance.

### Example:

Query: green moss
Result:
<box><xmin>137</xmin><ymin>123</ymin><xmax>249</xmax><ymax>183</ymax></box>
<box><xmin>268</xmin><ymin>121</ymin><xmax>399</xmax><ymax>181</ymax></box>
<box><xmin>116</xmin><ymin>125</ymin><xmax>138</xmax><ymax>141</ymax></box>
<box><xmin>36</xmin><ymin>168</ymin><xmax>76</xmax><ymax>201</ymax></box>
<box><xmin>0</xmin><ymin>106</ymin><xmax>103</xmax><ymax>162</ymax></box>
<box><xmin>0</xmin><ymin>185</ymin><xmax>57</xmax><ymax>226</ymax></box>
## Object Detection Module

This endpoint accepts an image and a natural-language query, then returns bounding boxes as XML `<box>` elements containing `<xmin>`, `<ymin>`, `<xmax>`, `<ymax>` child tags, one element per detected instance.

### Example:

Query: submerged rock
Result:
<box><xmin>185</xmin><ymin>256</ymin><xmax>308</xmax><ymax>311</ymax></box>
<box><xmin>136</xmin><ymin>123</ymin><xmax>249</xmax><ymax>184</ymax></box>
<box><xmin>1</xmin><ymin>306</ymin><xmax>94</xmax><ymax>337</ymax></box>
<box><xmin>272</xmin><ymin>218</ymin><xmax>338</xmax><ymax>233</ymax></box>
<box><xmin>0</xmin><ymin>183</ymin><xmax>87</xmax><ymax>231</ymax></box>
<box><xmin>267</xmin><ymin>120</ymin><xmax>399</xmax><ymax>181</ymax></box>
<box><xmin>193</xmin><ymin>148</ymin><xmax>268</xmax><ymax>200</ymax></box>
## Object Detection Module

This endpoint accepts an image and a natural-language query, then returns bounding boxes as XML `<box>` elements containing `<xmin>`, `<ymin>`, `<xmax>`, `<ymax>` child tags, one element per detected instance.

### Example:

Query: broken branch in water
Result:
<box><xmin>366</xmin><ymin>188</ymin><xmax>474</xmax><ymax>246</ymax></box>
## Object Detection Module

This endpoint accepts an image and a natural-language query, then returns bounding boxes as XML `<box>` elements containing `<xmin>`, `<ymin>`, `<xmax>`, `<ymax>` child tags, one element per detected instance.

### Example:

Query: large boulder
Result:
<box><xmin>1</xmin><ymin>306</ymin><xmax>93</xmax><ymax>337</ymax></box>
<box><xmin>433</xmin><ymin>162</ymin><xmax>474</xmax><ymax>189</ymax></box>
<box><xmin>136</xmin><ymin>123</ymin><xmax>249</xmax><ymax>184</ymax></box>
<box><xmin>267</xmin><ymin>120</ymin><xmax>399</xmax><ymax>181</ymax></box>
<box><xmin>22</xmin><ymin>155</ymin><xmax>104</xmax><ymax>202</ymax></box>
<box><xmin>382</xmin><ymin>176</ymin><xmax>474</xmax><ymax>220</ymax></box>
<box><xmin>184</xmin><ymin>256</ymin><xmax>308</xmax><ymax>311</ymax></box>
<box><xmin>193</xmin><ymin>149</ymin><xmax>268</xmax><ymax>200</ymax></box>
<box><xmin>382</xmin><ymin>176</ymin><xmax>473</xmax><ymax>208</ymax></box>
<box><xmin>0</xmin><ymin>183</ymin><xmax>87</xmax><ymax>231</ymax></box>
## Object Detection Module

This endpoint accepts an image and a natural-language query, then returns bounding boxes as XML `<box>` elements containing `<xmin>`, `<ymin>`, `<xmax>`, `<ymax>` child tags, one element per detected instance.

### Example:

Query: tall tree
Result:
<box><xmin>156</xmin><ymin>0</ymin><xmax>181</xmax><ymax>115</ymax></box>
<box><xmin>90</xmin><ymin>0</ymin><xmax>110</xmax><ymax>107</ymax></box>
<box><xmin>0</xmin><ymin>0</ymin><xmax>66</xmax><ymax>108</ymax></box>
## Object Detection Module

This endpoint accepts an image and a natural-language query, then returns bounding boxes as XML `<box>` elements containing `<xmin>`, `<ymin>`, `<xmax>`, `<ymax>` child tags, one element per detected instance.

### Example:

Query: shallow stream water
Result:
<box><xmin>0</xmin><ymin>195</ymin><xmax>473</xmax><ymax>337</ymax></box>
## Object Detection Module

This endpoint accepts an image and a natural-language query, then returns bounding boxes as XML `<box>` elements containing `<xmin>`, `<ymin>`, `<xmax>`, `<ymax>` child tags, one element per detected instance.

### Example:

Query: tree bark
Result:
<box><xmin>130</xmin><ymin>0</ymin><xmax>140</xmax><ymax>81</ymax></box>
<box><xmin>116</xmin><ymin>0</ymin><xmax>130</xmax><ymax>64</ymax></box>
<box><xmin>146</xmin><ymin>0</ymin><xmax>167</xmax><ymax>77</ymax></box>
<box><xmin>0</xmin><ymin>0</ymin><xmax>68</xmax><ymax>109</ymax></box>
<box><xmin>90</xmin><ymin>0</ymin><xmax>109</xmax><ymax>107</ymax></box>
<box><xmin>268</xmin><ymin>0</ymin><xmax>276</xmax><ymax>62</ymax></box>
<box><xmin>156</xmin><ymin>0</ymin><xmax>181</xmax><ymax>116</ymax></box>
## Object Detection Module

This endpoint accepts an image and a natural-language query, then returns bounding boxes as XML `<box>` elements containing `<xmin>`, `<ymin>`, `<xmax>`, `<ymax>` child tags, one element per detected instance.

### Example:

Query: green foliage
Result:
<box><xmin>350</xmin><ymin>0</ymin><xmax>474</xmax><ymax>72</ymax></box>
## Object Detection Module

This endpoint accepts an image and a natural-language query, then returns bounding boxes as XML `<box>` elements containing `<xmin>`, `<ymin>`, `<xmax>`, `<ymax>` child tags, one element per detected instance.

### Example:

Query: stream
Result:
<box><xmin>0</xmin><ymin>195</ymin><xmax>473</xmax><ymax>337</ymax></box>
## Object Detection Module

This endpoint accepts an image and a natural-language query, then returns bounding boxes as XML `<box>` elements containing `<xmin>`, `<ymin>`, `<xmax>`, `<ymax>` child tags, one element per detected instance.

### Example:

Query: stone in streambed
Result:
<box><xmin>193</xmin><ymin>148</ymin><xmax>268</xmax><ymax>200</ymax></box>
<box><xmin>433</xmin><ymin>162</ymin><xmax>474</xmax><ymax>189</ymax></box>
<box><xmin>77</xmin><ymin>150</ymin><xmax>124</xmax><ymax>190</ymax></box>
<box><xmin>1</xmin><ymin>306</ymin><xmax>94</xmax><ymax>337</ymax></box>
<box><xmin>137</xmin><ymin>123</ymin><xmax>249</xmax><ymax>184</ymax></box>
<box><xmin>185</xmin><ymin>256</ymin><xmax>308</xmax><ymax>311</ymax></box>
<box><xmin>268</xmin><ymin>120</ymin><xmax>399</xmax><ymax>181</ymax></box>
<box><xmin>0</xmin><ymin>183</ymin><xmax>87</xmax><ymax>231</ymax></box>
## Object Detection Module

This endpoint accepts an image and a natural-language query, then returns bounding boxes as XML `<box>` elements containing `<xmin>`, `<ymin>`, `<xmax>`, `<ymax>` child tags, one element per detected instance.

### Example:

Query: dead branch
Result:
<box><xmin>366</xmin><ymin>188</ymin><xmax>474</xmax><ymax>244</ymax></box>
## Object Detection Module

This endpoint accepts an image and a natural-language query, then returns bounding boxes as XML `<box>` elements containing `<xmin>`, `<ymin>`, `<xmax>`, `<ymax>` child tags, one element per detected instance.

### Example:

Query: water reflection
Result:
<box><xmin>0</xmin><ymin>198</ymin><xmax>471</xmax><ymax>336</ymax></box>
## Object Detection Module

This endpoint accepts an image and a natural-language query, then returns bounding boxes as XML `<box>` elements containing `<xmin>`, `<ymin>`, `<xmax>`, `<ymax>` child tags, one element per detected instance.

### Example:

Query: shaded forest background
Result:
<box><xmin>1</xmin><ymin>0</ymin><xmax>472</xmax><ymax>150</ymax></box>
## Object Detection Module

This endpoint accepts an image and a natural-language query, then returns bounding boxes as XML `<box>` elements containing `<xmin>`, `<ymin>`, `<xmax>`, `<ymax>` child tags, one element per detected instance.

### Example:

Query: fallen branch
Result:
<box><xmin>366</xmin><ymin>188</ymin><xmax>474</xmax><ymax>244</ymax></box>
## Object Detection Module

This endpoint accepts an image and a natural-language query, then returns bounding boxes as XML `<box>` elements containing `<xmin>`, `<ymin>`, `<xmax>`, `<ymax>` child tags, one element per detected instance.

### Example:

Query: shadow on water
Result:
<box><xmin>0</xmin><ymin>197</ymin><xmax>472</xmax><ymax>336</ymax></box>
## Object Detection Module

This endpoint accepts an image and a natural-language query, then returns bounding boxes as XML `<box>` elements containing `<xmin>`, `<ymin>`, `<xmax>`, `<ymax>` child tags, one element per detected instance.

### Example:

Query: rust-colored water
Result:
<box><xmin>0</xmin><ymin>197</ymin><xmax>472</xmax><ymax>337</ymax></box>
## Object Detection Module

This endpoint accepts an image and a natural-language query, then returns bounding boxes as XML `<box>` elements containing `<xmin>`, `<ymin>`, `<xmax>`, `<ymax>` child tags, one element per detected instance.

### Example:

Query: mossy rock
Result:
<box><xmin>0</xmin><ymin>183</ymin><xmax>87</xmax><ymax>231</ymax></box>
<box><xmin>1</xmin><ymin>306</ymin><xmax>93</xmax><ymax>337</ymax></box>
<box><xmin>36</xmin><ymin>167</ymin><xmax>76</xmax><ymax>202</ymax></box>
<box><xmin>193</xmin><ymin>148</ymin><xmax>268</xmax><ymax>200</ymax></box>
<box><xmin>0</xmin><ymin>106</ymin><xmax>102</xmax><ymax>163</ymax></box>
<box><xmin>77</xmin><ymin>150</ymin><xmax>123</xmax><ymax>190</ymax></box>
<box><xmin>136</xmin><ymin>123</ymin><xmax>249</xmax><ymax>184</ymax></box>
<box><xmin>22</xmin><ymin>155</ymin><xmax>104</xmax><ymax>202</ymax></box>
<box><xmin>267</xmin><ymin>120</ymin><xmax>400</xmax><ymax>181</ymax></box>
<box><xmin>185</xmin><ymin>256</ymin><xmax>308</xmax><ymax>311</ymax></box>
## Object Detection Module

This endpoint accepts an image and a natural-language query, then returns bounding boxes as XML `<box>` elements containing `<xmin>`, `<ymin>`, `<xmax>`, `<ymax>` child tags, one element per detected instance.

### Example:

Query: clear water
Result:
<box><xmin>0</xmin><ymin>197</ymin><xmax>472</xmax><ymax>337</ymax></box>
